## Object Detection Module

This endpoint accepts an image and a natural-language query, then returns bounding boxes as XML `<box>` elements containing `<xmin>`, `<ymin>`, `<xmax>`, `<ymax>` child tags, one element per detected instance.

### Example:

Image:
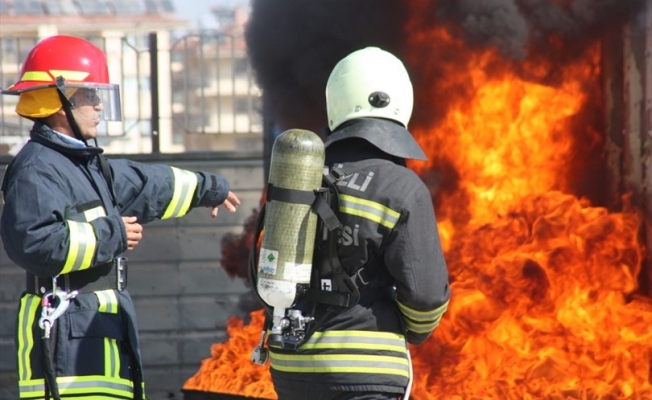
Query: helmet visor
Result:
<box><xmin>65</xmin><ymin>83</ymin><xmax>122</xmax><ymax>122</ymax></box>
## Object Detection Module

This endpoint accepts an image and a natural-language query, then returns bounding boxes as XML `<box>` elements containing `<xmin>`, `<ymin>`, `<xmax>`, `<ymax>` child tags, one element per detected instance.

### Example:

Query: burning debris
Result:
<box><xmin>184</xmin><ymin>0</ymin><xmax>652</xmax><ymax>398</ymax></box>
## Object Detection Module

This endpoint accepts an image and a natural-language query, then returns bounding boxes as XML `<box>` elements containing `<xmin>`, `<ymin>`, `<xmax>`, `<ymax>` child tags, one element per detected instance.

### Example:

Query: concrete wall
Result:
<box><xmin>0</xmin><ymin>151</ymin><xmax>265</xmax><ymax>400</ymax></box>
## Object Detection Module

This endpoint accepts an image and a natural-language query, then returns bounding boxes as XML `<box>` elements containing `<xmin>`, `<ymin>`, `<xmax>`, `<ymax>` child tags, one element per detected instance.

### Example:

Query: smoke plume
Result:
<box><xmin>245</xmin><ymin>0</ymin><xmax>643</xmax><ymax>130</ymax></box>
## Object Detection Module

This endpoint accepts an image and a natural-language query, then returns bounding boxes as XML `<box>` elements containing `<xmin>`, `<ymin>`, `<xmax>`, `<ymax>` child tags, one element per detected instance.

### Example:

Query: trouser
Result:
<box><xmin>15</xmin><ymin>290</ymin><xmax>145</xmax><ymax>399</ymax></box>
<box><xmin>274</xmin><ymin>387</ymin><xmax>401</xmax><ymax>400</ymax></box>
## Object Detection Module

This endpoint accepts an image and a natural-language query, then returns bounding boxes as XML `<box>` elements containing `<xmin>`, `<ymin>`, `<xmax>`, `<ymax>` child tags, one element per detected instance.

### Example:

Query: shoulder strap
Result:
<box><xmin>97</xmin><ymin>154</ymin><xmax>118</xmax><ymax>207</ymax></box>
<box><xmin>303</xmin><ymin>166</ymin><xmax>361</xmax><ymax>308</ymax></box>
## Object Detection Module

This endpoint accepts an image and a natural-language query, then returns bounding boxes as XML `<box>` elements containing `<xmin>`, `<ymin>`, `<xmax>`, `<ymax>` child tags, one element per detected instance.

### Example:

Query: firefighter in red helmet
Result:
<box><xmin>0</xmin><ymin>35</ymin><xmax>240</xmax><ymax>399</ymax></box>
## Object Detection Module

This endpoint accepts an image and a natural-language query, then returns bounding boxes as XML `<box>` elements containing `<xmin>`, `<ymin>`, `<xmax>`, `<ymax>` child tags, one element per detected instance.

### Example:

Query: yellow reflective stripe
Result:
<box><xmin>60</xmin><ymin>220</ymin><xmax>97</xmax><ymax>274</ymax></box>
<box><xmin>269</xmin><ymin>353</ymin><xmax>409</xmax><ymax>377</ymax></box>
<box><xmin>299</xmin><ymin>330</ymin><xmax>407</xmax><ymax>353</ymax></box>
<box><xmin>339</xmin><ymin>194</ymin><xmax>401</xmax><ymax>229</ymax></box>
<box><xmin>95</xmin><ymin>290</ymin><xmax>119</xmax><ymax>314</ymax></box>
<box><xmin>48</xmin><ymin>70</ymin><xmax>90</xmax><ymax>81</ymax></box>
<box><xmin>95</xmin><ymin>290</ymin><xmax>121</xmax><ymax>378</ymax></box>
<box><xmin>161</xmin><ymin>167</ymin><xmax>198</xmax><ymax>219</ymax></box>
<box><xmin>17</xmin><ymin>295</ymin><xmax>40</xmax><ymax>381</ymax></box>
<box><xmin>84</xmin><ymin>206</ymin><xmax>106</xmax><ymax>222</ymax></box>
<box><xmin>19</xmin><ymin>375</ymin><xmax>134</xmax><ymax>398</ymax></box>
<box><xmin>20</xmin><ymin>71</ymin><xmax>52</xmax><ymax>82</ymax></box>
<box><xmin>269</xmin><ymin>330</ymin><xmax>409</xmax><ymax>377</ymax></box>
<box><xmin>104</xmin><ymin>338</ymin><xmax>120</xmax><ymax>378</ymax></box>
<box><xmin>397</xmin><ymin>300</ymin><xmax>449</xmax><ymax>334</ymax></box>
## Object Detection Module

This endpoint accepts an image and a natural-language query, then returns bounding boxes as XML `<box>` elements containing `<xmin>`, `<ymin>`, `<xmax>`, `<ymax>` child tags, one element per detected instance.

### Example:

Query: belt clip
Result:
<box><xmin>39</xmin><ymin>276</ymin><xmax>78</xmax><ymax>339</ymax></box>
<box><xmin>116</xmin><ymin>257</ymin><xmax>128</xmax><ymax>291</ymax></box>
<box><xmin>355</xmin><ymin>268</ymin><xmax>369</xmax><ymax>286</ymax></box>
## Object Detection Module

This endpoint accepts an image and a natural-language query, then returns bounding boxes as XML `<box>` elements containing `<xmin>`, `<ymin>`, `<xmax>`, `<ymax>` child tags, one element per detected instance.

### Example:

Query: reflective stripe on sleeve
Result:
<box><xmin>338</xmin><ymin>194</ymin><xmax>401</xmax><ymax>229</ymax></box>
<box><xmin>19</xmin><ymin>375</ymin><xmax>134</xmax><ymax>399</ymax></box>
<box><xmin>60</xmin><ymin>220</ymin><xmax>97</xmax><ymax>274</ymax></box>
<box><xmin>397</xmin><ymin>300</ymin><xmax>449</xmax><ymax>334</ymax></box>
<box><xmin>162</xmin><ymin>167</ymin><xmax>198</xmax><ymax>219</ymax></box>
<box><xmin>17</xmin><ymin>294</ymin><xmax>40</xmax><ymax>381</ymax></box>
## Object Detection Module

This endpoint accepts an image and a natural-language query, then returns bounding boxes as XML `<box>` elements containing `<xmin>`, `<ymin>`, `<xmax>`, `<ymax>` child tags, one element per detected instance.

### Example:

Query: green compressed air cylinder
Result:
<box><xmin>257</xmin><ymin>129</ymin><xmax>325</xmax><ymax>309</ymax></box>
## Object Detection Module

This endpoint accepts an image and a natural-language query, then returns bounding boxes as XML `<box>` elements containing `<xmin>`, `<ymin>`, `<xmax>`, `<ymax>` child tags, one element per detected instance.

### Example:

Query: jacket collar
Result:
<box><xmin>29</xmin><ymin>122</ymin><xmax>104</xmax><ymax>159</ymax></box>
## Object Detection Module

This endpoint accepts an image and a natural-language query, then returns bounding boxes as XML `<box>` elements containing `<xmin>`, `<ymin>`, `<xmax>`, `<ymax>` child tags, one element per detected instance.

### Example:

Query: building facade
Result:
<box><xmin>0</xmin><ymin>0</ymin><xmax>262</xmax><ymax>155</ymax></box>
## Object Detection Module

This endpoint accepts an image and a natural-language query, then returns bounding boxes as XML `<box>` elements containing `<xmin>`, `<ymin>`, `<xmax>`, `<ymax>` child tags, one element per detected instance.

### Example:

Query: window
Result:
<box><xmin>233</xmin><ymin>57</ymin><xmax>250</xmax><ymax>78</ymax></box>
<box><xmin>43</xmin><ymin>1</ymin><xmax>62</xmax><ymax>14</ymax></box>
<box><xmin>56</xmin><ymin>0</ymin><xmax>78</xmax><ymax>14</ymax></box>
<box><xmin>13</xmin><ymin>0</ymin><xmax>44</xmax><ymax>15</ymax></box>
<box><xmin>73</xmin><ymin>0</ymin><xmax>111</xmax><ymax>15</ymax></box>
<box><xmin>110</xmin><ymin>0</ymin><xmax>143</xmax><ymax>15</ymax></box>
<box><xmin>144</xmin><ymin>0</ymin><xmax>157</xmax><ymax>13</ymax></box>
<box><xmin>160</xmin><ymin>0</ymin><xmax>174</xmax><ymax>13</ymax></box>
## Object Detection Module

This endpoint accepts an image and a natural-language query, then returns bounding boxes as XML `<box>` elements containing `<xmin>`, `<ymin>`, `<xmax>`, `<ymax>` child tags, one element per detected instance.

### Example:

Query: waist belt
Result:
<box><xmin>26</xmin><ymin>257</ymin><xmax>128</xmax><ymax>295</ymax></box>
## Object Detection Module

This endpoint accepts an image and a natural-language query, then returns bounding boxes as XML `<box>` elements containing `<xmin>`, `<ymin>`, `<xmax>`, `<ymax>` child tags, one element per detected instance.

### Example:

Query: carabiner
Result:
<box><xmin>38</xmin><ymin>289</ymin><xmax>78</xmax><ymax>331</ymax></box>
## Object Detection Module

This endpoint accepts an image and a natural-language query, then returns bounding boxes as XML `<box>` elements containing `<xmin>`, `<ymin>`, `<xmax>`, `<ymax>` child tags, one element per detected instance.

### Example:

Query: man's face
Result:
<box><xmin>69</xmin><ymin>88</ymin><xmax>103</xmax><ymax>139</ymax></box>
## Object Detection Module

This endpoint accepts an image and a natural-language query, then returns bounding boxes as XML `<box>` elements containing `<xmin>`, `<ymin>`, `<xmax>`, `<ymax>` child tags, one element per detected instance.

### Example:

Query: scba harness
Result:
<box><xmin>249</xmin><ymin>163</ymin><xmax>383</xmax><ymax>360</ymax></box>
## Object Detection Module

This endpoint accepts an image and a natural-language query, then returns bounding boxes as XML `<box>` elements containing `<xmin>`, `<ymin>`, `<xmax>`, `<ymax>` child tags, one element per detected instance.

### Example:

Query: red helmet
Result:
<box><xmin>7</xmin><ymin>35</ymin><xmax>110</xmax><ymax>92</ymax></box>
<box><xmin>4</xmin><ymin>35</ymin><xmax>122</xmax><ymax>121</ymax></box>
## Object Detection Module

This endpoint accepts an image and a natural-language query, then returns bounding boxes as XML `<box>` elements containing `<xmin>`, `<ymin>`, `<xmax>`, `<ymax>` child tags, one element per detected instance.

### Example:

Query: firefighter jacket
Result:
<box><xmin>269</xmin><ymin>120</ymin><xmax>451</xmax><ymax>395</ymax></box>
<box><xmin>0</xmin><ymin>122</ymin><xmax>231</xmax><ymax>400</ymax></box>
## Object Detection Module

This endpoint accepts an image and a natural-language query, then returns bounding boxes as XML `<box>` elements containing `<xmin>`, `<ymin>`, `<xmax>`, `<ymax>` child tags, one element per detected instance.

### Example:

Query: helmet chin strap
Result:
<box><xmin>55</xmin><ymin>76</ymin><xmax>88</xmax><ymax>146</ymax></box>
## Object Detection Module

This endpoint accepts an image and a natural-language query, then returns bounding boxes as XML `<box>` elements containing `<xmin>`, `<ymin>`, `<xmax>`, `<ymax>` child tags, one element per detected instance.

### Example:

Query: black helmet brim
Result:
<box><xmin>325</xmin><ymin>118</ymin><xmax>427</xmax><ymax>161</ymax></box>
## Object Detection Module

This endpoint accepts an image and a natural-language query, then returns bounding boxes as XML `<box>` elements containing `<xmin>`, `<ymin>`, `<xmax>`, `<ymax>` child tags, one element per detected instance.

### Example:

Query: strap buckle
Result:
<box><xmin>355</xmin><ymin>268</ymin><xmax>369</xmax><ymax>286</ymax></box>
<box><xmin>116</xmin><ymin>257</ymin><xmax>128</xmax><ymax>291</ymax></box>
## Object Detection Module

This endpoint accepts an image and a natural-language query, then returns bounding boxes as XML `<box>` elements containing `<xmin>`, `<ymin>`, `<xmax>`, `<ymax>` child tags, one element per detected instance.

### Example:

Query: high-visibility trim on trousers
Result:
<box><xmin>16</xmin><ymin>292</ymin><xmax>141</xmax><ymax>399</ymax></box>
<box><xmin>18</xmin><ymin>375</ymin><xmax>134</xmax><ymax>399</ymax></box>
<box><xmin>17</xmin><ymin>294</ymin><xmax>40</xmax><ymax>381</ymax></box>
<box><xmin>269</xmin><ymin>330</ymin><xmax>409</xmax><ymax>378</ymax></box>
<box><xmin>96</xmin><ymin>290</ymin><xmax>121</xmax><ymax>378</ymax></box>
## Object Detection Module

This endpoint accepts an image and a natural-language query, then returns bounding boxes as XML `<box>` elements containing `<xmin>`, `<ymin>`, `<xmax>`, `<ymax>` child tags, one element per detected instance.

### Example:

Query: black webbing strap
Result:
<box><xmin>312</xmin><ymin>190</ymin><xmax>341</xmax><ymax>232</ymax></box>
<box><xmin>97</xmin><ymin>153</ymin><xmax>118</xmax><ymax>207</ymax></box>
<box><xmin>303</xmin><ymin>287</ymin><xmax>350</xmax><ymax>307</ymax></box>
<box><xmin>307</xmin><ymin>168</ymin><xmax>361</xmax><ymax>308</ymax></box>
<box><xmin>42</xmin><ymin>328</ymin><xmax>61</xmax><ymax>400</ymax></box>
<box><xmin>267</xmin><ymin>184</ymin><xmax>316</xmax><ymax>205</ymax></box>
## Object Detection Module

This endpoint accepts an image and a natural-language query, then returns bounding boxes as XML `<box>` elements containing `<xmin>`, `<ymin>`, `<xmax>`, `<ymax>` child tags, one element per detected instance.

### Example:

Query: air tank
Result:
<box><xmin>256</xmin><ymin>129</ymin><xmax>325</xmax><ymax>315</ymax></box>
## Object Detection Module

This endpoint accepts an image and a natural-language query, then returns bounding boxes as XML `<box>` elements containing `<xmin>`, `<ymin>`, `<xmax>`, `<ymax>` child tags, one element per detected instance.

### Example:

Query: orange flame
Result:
<box><xmin>183</xmin><ymin>310</ymin><xmax>276</xmax><ymax>399</ymax></box>
<box><xmin>184</xmin><ymin>3</ymin><xmax>651</xmax><ymax>399</ymax></box>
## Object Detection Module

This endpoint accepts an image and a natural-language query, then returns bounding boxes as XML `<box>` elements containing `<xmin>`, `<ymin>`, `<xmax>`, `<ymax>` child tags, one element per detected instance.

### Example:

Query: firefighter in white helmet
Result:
<box><xmin>0</xmin><ymin>35</ymin><xmax>240</xmax><ymax>400</ymax></box>
<box><xmin>266</xmin><ymin>47</ymin><xmax>451</xmax><ymax>400</ymax></box>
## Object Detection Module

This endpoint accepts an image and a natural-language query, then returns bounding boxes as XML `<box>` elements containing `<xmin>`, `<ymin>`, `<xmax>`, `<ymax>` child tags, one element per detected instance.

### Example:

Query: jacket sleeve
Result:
<box><xmin>0</xmin><ymin>164</ymin><xmax>125</xmax><ymax>277</ymax></box>
<box><xmin>384</xmin><ymin>180</ymin><xmax>450</xmax><ymax>345</ymax></box>
<box><xmin>109</xmin><ymin>159</ymin><xmax>230</xmax><ymax>223</ymax></box>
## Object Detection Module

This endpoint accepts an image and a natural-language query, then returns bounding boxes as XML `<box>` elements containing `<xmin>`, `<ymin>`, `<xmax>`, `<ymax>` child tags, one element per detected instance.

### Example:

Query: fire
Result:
<box><xmin>184</xmin><ymin>3</ymin><xmax>652</xmax><ymax>399</ymax></box>
<box><xmin>183</xmin><ymin>309</ymin><xmax>275</xmax><ymax>399</ymax></box>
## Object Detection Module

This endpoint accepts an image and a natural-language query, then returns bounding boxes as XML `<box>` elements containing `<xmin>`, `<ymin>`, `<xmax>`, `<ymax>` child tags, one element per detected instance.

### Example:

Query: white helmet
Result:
<box><xmin>324</xmin><ymin>47</ymin><xmax>427</xmax><ymax>161</ymax></box>
<box><xmin>326</xmin><ymin>47</ymin><xmax>413</xmax><ymax>130</ymax></box>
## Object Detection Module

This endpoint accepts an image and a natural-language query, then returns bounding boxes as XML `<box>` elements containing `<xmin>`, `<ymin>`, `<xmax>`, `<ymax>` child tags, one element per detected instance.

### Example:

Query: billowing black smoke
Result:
<box><xmin>245</xmin><ymin>0</ymin><xmax>644</xmax><ymax>134</ymax></box>
<box><xmin>435</xmin><ymin>0</ymin><xmax>644</xmax><ymax>60</ymax></box>
<box><xmin>244</xmin><ymin>0</ymin><xmax>409</xmax><ymax>134</ymax></box>
<box><xmin>244</xmin><ymin>0</ymin><xmax>645</xmax><ymax>208</ymax></box>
